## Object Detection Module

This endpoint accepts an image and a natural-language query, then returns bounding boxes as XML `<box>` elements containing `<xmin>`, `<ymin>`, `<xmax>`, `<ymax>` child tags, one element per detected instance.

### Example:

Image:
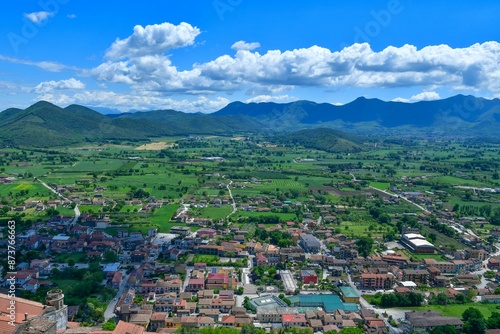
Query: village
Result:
<box><xmin>3</xmin><ymin>171</ymin><xmax>500</xmax><ymax>334</ymax></box>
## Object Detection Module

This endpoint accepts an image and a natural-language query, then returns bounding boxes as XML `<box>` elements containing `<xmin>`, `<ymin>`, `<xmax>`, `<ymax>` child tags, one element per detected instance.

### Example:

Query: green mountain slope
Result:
<box><xmin>0</xmin><ymin>101</ymin><xmax>264</xmax><ymax>147</ymax></box>
<box><xmin>275</xmin><ymin>128</ymin><xmax>365</xmax><ymax>153</ymax></box>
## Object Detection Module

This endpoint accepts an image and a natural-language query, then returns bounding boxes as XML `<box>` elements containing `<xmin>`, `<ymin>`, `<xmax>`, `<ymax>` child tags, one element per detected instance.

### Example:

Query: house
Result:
<box><xmin>339</xmin><ymin>286</ymin><xmax>359</xmax><ymax>303</ymax></box>
<box><xmin>149</xmin><ymin>312</ymin><xmax>167</xmax><ymax>332</ymax></box>
<box><xmin>23</xmin><ymin>279</ymin><xmax>39</xmax><ymax>293</ymax></box>
<box><xmin>199</xmin><ymin>309</ymin><xmax>220</xmax><ymax>322</ymax></box>
<box><xmin>206</xmin><ymin>273</ymin><xmax>236</xmax><ymax>289</ymax></box>
<box><xmin>219</xmin><ymin>290</ymin><xmax>234</xmax><ymax>300</ymax></box>
<box><xmin>186</xmin><ymin>278</ymin><xmax>205</xmax><ymax>292</ymax></box>
<box><xmin>405</xmin><ymin>311</ymin><xmax>463</xmax><ymax>332</ymax></box>
<box><xmin>194</xmin><ymin>263</ymin><xmax>207</xmax><ymax>271</ymax></box>
<box><xmin>114</xmin><ymin>320</ymin><xmax>145</xmax><ymax>334</ymax></box>
<box><xmin>299</xmin><ymin>234</ymin><xmax>321</xmax><ymax>253</ymax></box>
<box><xmin>361</xmin><ymin>273</ymin><xmax>395</xmax><ymax>290</ymax></box>
<box><xmin>300</xmin><ymin>270</ymin><xmax>318</xmax><ymax>284</ymax></box>
<box><xmin>197</xmin><ymin>228</ymin><xmax>217</xmax><ymax>239</ymax></box>
<box><xmin>402</xmin><ymin>269</ymin><xmax>429</xmax><ymax>285</ymax></box>
<box><xmin>131</xmin><ymin>251</ymin><xmax>146</xmax><ymax>263</ymax></box>
<box><xmin>112</xmin><ymin>272</ymin><xmax>123</xmax><ymax>289</ymax></box>
<box><xmin>483</xmin><ymin>295</ymin><xmax>500</xmax><ymax>304</ymax></box>
<box><xmin>282</xmin><ymin>314</ymin><xmax>307</xmax><ymax>328</ymax></box>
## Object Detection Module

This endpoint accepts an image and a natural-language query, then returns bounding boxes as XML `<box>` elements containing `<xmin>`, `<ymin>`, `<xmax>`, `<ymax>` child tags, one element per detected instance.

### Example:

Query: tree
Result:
<box><xmin>102</xmin><ymin>319</ymin><xmax>116</xmax><ymax>331</ymax></box>
<box><xmin>378</xmin><ymin>214</ymin><xmax>391</xmax><ymax>225</ymax></box>
<box><xmin>429</xmin><ymin>325</ymin><xmax>459</xmax><ymax>334</ymax></box>
<box><xmin>428</xmin><ymin>232</ymin><xmax>437</xmax><ymax>243</ymax></box>
<box><xmin>338</xmin><ymin>328</ymin><xmax>363</xmax><ymax>334</ymax></box>
<box><xmin>355</xmin><ymin>236</ymin><xmax>374</xmax><ymax>258</ymax></box>
<box><xmin>241</xmin><ymin>323</ymin><xmax>265</xmax><ymax>334</ymax></box>
<box><xmin>455</xmin><ymin>293</ymin><xmax>466</xmax><ymax>304</ymax></box>
<box><xmin>462</xmin><ymin>307</ymin><xmax>486</xmax><ymax>334</ymax></box>
<box><xmin>103</xmin><ymin>250</ymin><xmax>118</xmax><ymax>263</ymax></box>
<box><xmin>433</xmin><ymin>293</ymin><xmax>450</xmax><ymax>305</ymax></box>
<box><xmin>487</xmin><ymin>312</ymin><xmax>500</xmax><ymax>329</ymax></box>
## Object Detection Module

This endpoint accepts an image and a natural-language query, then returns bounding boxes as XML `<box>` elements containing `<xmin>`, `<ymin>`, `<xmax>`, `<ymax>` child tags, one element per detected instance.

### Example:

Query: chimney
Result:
<box><xmin>24</xmin><ymin>313</ymin><xmax>28</xmax><ymax>321</ymax></box>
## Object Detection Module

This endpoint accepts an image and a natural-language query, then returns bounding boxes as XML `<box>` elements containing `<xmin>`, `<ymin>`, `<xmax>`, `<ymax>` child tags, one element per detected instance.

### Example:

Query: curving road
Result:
<box><xmin>349</xmin><ymin>173</ymin><xmax>429</xmax><ymax>213</ymax></box>
<box><xmin>226</xmin><ymin>180</ymin><xmax>237</xmax><ymax>219</ymax></box>
<box><xmin>35</xmin><ymin>177</ymin><xmax>80</xmax><ymax>223</ymax></box>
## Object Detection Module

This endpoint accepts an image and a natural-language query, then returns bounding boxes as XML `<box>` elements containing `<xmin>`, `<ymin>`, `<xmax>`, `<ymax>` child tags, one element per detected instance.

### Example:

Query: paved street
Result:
<box><xmin>104</xmin><ymin>272</ymin><xmax>131</xmax><ymax>321</ymax></box>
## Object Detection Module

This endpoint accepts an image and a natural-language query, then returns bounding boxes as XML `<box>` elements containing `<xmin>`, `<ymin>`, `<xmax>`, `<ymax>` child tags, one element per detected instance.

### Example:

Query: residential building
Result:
<box><xmin>361</xmin><ymin>273</ymin><xmax>395</xmax><ymax>290</ymax></box>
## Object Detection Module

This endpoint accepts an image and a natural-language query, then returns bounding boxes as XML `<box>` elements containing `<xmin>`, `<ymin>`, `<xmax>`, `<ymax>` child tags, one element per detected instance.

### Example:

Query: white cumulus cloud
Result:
<box><xmin>410</xmin><ymin>91</ymin><xmax>441</xmax><ymax>101</ymax></box>
<box><xmin>393</xmin><ymin>91</ymin><xmax>441</xmax><ymax>103</ymax></box>
<box><xmin>35</xmin><ymin>78</ymin><xmax>85</xmax><ymax>94</ymax></box>
<box><xmin>84</xmin><ymin>21</ymin><xmax>500</xmax><ymax>110</ymax></box>
<box><xmin>0</xmin><ymin>55</ymin><xmax>69</xmax><ymax>72</ymax></box>
<box><xmin>36</xmin><ymin>90</ymin><xmax>229</xmax><ymax>113</ymax></box>
<box><xmin>245</xmin><ymin>95</ymin><xmax>294</xmax><ymax>103</ymax></box>
<box><xmin>105</xmin><ymin>22</ymin><xmax>201</xmax><ymax>60</ymax></box>
<box><xmin>231</xmin><ymin>41</ymin><xmax>261</xmax><ymax>51</ymax></box>
<box><xmin>24</xmin><ymin>11</ymin><xmax>53</xmax><ymax>24</ymax></box>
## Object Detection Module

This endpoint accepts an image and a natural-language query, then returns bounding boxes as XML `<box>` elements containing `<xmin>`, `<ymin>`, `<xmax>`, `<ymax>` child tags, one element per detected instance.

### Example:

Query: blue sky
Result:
<box><xmin>0</xmin><ymin>0</ymin><xmax>499</xmax><ymax>112</ymax></box>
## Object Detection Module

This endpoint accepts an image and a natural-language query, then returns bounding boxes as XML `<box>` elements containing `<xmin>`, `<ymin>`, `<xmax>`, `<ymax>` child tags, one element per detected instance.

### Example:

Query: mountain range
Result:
<box><xmin>215</xmin><ymin>95</ymin><xmax>500</xmax><ymax>136</ymax></box>
<box><xmin>1</xmin><ymin>95</ymin><xmax>500</xmax><ymax>147</ymax></box>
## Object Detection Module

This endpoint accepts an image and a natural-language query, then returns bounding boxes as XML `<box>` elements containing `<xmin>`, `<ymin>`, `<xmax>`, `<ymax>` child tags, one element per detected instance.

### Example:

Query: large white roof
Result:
<box><xmin>403</xmin><ymin>233</ymin><xmax>426</xmax><ymax>240</ymax></box>
<box><xmin>409</xmin><ymin>238</ymin><xmax>435</xmax><ymax>248</ymax></box>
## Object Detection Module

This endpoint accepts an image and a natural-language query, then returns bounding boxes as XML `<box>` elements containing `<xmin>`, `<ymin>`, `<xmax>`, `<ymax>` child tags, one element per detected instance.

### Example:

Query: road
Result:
<box><xmin>349</xmin><ymin>173</ymin><xmax>429</xmax><ymax>214</ymax></box>
<box><xmin>226</xmin><ymin>180</ymin><xmax>237</xmax><ymax>218</ymax></box>
<box><xmin>182</xmin><ymin>266</ymin><xmax>194</xmax><ymax>292</ymax></box>
<box><xmin>36</xmin><ymin>177</ymin><xmax>81</xmax><ymax>223</ymax></box>
<box><xmin>472</xmin><ymin>242</ymin><xmax>500</xmax><ymax>289</ymax></box>
<box><xmin>347</xmin><ymin>273</ymin><xmax>405</xmax><ymax>334</ymax></box>
<box><xmin>104</xmin><ymin>272</ymin><xmax>131</xmax><ymax>321</ymax></box>
<box><xmin>241</xmin><ymin>255</ymin><xmax>253</xmax><ymax>286</ymax></box>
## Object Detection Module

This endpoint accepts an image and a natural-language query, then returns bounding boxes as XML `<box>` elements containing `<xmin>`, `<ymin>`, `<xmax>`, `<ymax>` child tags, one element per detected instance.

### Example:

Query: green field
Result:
<box><xmin>191</xmin><ymin>254</ymin><xmax>220</xmax><ymax>263</ymax></box>
<box><xmin>420</xmin><ymin>226</ymin><xmax>465</xmax><ymax>250</ymax></box>
<box><xmin>194</xmin><ymin>205</ymin><xmax>233</xmax><ymax>219</ymax></box>
<box><xmin>436</xmin><ymin>175</ymin><xmax>489</xmax><ymax>187</ymax></box>
<box><xmin>397</xmin><ymin>303</ymin><xmax>500</xmax><ymax>318</ymax></box>
<box><xmin>54</xmin><ymin>253</ymin><xmax>88</xmax><ymax>263</ymax></box>
<box><xmin>236</xmin><ymin>211</ymin><xmax>297</xmax><ymax>222</ymax></box>
<box><xmin>369</xmin><ymin>182</ymin><xmax>390</xmax><ymax>190</ymax></box>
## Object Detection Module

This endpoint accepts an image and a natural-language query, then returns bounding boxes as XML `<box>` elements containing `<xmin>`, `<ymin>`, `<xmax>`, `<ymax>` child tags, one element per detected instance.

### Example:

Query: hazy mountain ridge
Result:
<box><xmin>1</xmin><ymin>95</ymin><xmax>500</xmax><ymax>147</ymax></box>
<box><xmin>215</xmin><ymin>95</ymin><xmax>500</xmax><ymax>135</ymax></box>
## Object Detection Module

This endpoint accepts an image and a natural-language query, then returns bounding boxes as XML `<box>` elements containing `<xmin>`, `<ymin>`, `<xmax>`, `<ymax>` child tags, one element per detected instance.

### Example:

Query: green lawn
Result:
<box><xmin>150</xmin><ymin>204</ymin><xmax>180</xmax><ymax>225</ymax></box>
<box><xmin>235</xmin><ymin>211</ymin><xmax>297</xmax><ymax>221</ymax></box>
<box><xmin>370</xmin><ymin>182</ymin><xmax>390</xmax><ymax>190</ymax></box>
<box><xmin>398</xmin><ymin>303</ymin><xmax>500</xmax><ymax>318</ymax></box>
<box><xmin>194</xmin><ymin>205</ymin><xmax>233</xmax><ymax>219</ymax></box>
<box><xmin>340</xmin><ymin>220</ymin><xmax>387</xmax><ymax>239</ymax></box>
<box><xmin>191</xmin><ymin>254</ymin><xmax>220</xmax><ymax>263</ymax></box>
<box><xmin>54</xmin><ymin>253</ymin><xmax>88</xmax><ymax>263</ymax></box>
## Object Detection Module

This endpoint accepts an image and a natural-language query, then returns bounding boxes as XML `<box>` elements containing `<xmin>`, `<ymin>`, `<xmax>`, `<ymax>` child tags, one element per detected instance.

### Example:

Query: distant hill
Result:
<box><xmin>275</xmin><ymin>128</ymin><xmax>365</xmax><ymax>153</ymax></box>
<box><xmin>215</xmin><ymin>95</ymin><xmax>500</xmax><ymax>136</ymax></box>
<box><xmin>0</xmin><ymin>102</ymin><xmax>263</xmax><ymax>147</ymax></box>
<box><xmin>0</xmin><ymin>102</ymin><xmax>159</xmax><ymax>147</ymax></box>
